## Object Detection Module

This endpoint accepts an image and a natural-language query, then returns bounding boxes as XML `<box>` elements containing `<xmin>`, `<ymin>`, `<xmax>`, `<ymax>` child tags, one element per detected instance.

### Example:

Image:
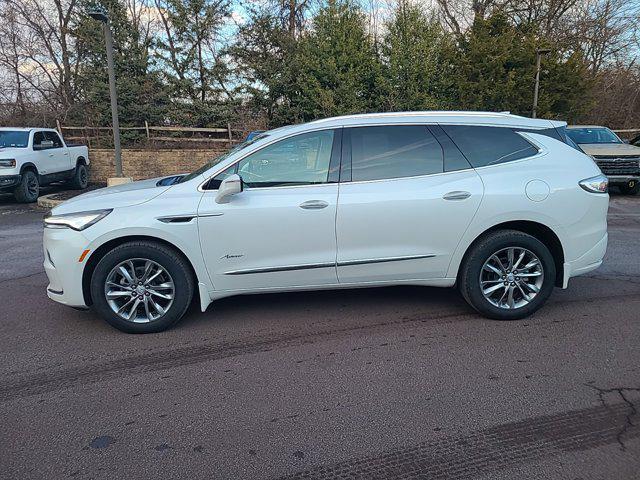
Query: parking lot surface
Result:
<box><xmin>0</xmin><ymin>191</ymin><xmax>639</xmax><ymax>479</ymax></box>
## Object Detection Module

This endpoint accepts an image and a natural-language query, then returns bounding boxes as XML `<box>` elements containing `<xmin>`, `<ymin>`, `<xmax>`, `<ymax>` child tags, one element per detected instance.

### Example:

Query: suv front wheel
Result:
<box><xmin>90</xmin><ymin>241</ymin><xmax>194</xmax><ymax>333</ymax></box>
<box><xmin>459</xmin><ymin>230</ymin><xmax>556</xmax><ymax>320</ymax></box>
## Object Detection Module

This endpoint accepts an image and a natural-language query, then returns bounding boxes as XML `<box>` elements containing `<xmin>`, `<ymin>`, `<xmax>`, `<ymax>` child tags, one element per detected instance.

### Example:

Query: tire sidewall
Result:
<box><xmin>463</xmin><ymin>232</ymin><xmax>556</xmax><ymax>320</ymax></box>
<box><xmin>76</xmin><ymin>163</ymin><xmax>89</xmax><ymax>189</ymax></box>
<box><xmin>72</xmin><ymin>164</ymin><xmax>88</xmax><ymax>189</ymax></box>
<box><xmin>90</xmin><ymin>244</ymin><xmax>193</xmax><ymax>333</ymax></box>
<box><xmin>14</xmin><ymin>170</ymin><xmax>39</xmax><ymax>203</ymax></box>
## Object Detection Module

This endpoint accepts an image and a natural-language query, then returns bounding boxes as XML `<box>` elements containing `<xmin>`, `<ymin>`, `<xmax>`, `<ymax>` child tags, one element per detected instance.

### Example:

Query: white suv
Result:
<box><xmin>43</xmin><ymin>112</ymin><xmax>609</xmax><ymax>333</ymax></box>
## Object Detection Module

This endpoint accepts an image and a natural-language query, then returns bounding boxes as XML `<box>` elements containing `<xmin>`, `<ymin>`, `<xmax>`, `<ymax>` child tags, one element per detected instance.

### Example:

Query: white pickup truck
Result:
<box><xmin>0</xmin><ymin>127</ymin><xmax>89</xmax><ymax>203</ymax></box>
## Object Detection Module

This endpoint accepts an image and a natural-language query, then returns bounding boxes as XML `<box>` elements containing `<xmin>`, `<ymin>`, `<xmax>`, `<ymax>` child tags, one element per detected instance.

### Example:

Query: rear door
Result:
<box><xmin>335</xmin><ymin>124</ymin><xmax>484</xmax><ymax>284</ymax></box>
<box><xmin>44</xmin><ymin>131</ymin><xmax>71</xmax><ymax>172</ymax></box>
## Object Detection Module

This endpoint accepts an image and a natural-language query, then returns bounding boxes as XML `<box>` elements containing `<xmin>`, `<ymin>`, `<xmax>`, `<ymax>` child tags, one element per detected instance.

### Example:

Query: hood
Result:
<box><xmin>579</xmin><ymin>143</ymin><xmax>640</xmax><ymax>157</ymax></box>
<box><xmin>52</xmin><ymin>177</ymin><xmax>170</xmax><ymax>215</ymax></box>
<box><xmin>0</xmin><ymin>146</ymin><xmax>27</xmax><ymax>156</ymax></box>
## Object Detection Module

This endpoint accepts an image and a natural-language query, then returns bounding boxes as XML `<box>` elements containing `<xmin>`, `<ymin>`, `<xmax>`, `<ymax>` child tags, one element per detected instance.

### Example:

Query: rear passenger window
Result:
<box><xmin>44</xmin><ymin>131</ymin><xmax>64</xmax><ymax>148</ymax></box>
<box><xmin>442</xmin><ymin>125</ymin><xmax>538</xmax><ymax>168</ymax></box>
<box><xmin>348</xmin><ymin>126</ymin><xmax>443</xmax><ymax>181</ymax></box>
<box><xmin>428</xmin><ymin>125</ymin><xmax>471</xmax><ymax>172</ymax></box>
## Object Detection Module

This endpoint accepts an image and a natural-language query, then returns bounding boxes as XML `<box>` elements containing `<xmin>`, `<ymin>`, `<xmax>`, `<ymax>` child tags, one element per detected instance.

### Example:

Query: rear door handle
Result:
<box><xmin>299</xmin><ymin>200</ymin><xmax>329</xmax><ymax>210</ymax></box>
<box><xmin>443</xmin><ymin>191</ymin><xmax>471</xmax><ymax>201</ymax></box>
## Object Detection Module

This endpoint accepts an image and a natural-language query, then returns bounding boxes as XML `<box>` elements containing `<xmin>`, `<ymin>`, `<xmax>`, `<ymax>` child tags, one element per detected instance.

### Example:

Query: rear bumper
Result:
<box><xmin>0</xmin><ymin>174</ymin><xmax>21</xmax><ymax>191</ymax></box>
<box><xmin>562</xmin><ymin>232</ymin><xmax>608</xmax><ymax>288</ymax></box>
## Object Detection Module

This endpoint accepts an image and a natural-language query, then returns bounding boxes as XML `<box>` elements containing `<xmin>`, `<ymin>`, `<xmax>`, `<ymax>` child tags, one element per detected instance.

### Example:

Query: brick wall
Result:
<box><xmin>88</xmin><ymin>147</ymin><xmax>231</xmax><ymax>183</ymax></box>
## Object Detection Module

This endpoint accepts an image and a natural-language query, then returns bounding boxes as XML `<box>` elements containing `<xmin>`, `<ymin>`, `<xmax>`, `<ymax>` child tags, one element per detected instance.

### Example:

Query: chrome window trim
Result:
<box><xmin>196</xmin><ymin>123</ymin><xmax>555</xmax><ymax>192</ymax></box>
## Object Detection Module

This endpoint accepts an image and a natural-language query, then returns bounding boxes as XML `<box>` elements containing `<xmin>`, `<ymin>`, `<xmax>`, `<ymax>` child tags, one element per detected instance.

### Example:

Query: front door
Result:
<box><xmin>197</xmin><ymin>128</ymin><xmax>341</xmax><ymax>292</ymax></box>
<box><xmin>336</xmin><ymin>125</ymin><xmax>484</xmax><ymax>283</ymax></box>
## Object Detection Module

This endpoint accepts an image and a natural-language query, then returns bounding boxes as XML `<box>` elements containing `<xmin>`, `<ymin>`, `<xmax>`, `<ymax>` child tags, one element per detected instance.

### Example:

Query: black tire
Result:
<box><xmin>619</xmin><ymin>180</ymin><xmax>640</xmax><ymax>195</ymax></box>
<box><xmin>90</xmin><ymin>241</ymin><xmax>194</xmax><ymax>333</ymax></box>
<box><xmin>69</xmin><ymin>163</ymin><xmax>89</xmax><ymax>190</ymax></box>
<box><xmin>13</xmin><ymin>170</ymin><xmax>39</xmax><ymax>203</ymax></box>
<box><xmin>458</xmin><ymin>230</ymin><xmax>556</xmax><ymax>320</ymax></box>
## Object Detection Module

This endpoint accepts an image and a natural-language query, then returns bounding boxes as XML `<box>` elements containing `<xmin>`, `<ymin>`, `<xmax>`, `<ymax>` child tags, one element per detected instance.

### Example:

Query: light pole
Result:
<box><xmin>88</xmin><ymin>8</ymin><xmax>125</xmax><ymax>181</ymax></box>
<box><xmin>532</xmin><ymin>48</ymin><xmax>551</xmax><ymax>119</ymax></box>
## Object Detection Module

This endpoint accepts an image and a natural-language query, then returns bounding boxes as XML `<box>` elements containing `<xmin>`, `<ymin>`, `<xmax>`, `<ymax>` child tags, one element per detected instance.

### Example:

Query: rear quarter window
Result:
<box><xmin>441</xmin><ymin>125</ymin><xmax>539</xmax><ymax>168</ymax></box>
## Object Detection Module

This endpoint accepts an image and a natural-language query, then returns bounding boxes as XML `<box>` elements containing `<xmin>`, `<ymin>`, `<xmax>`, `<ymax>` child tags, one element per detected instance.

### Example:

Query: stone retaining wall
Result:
<box><xmin>88</xmin><ymin>147</ymin><xmax>230</xmax><ymax>182</ymax></box>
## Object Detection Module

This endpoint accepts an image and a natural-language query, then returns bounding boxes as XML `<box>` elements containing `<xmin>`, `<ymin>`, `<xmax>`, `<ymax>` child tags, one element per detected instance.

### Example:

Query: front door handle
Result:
<box><xmin>299</xmin><ymin>200</ymin><xmax>329</xmax><ymax>210</ymax></box>
<box><xmin>443</xmin><ymin>191</ymin><xmax>471</xmax><ymax>201</ymax></box>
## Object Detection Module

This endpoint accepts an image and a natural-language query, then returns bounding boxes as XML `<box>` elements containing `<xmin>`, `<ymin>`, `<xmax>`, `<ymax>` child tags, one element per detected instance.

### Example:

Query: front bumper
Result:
<box><xmin>43</xmin><ymin>226</ymin><xmax>91</xmax><ymax>308</ymax></box>
<box><xmin>0</xmin><ymin>174</ymin><xmax>21</xmax><ymax>191</ymax></box>
<box><xmin>606</xmin><ymin>175</ymin><xmax>640</xmax><ymax>186</ymax></box>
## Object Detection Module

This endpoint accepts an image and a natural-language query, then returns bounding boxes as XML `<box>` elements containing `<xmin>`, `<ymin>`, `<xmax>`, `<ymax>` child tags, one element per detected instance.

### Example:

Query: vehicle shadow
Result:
<box><xmin>179</xmin><ymin>284</ymin><xmax>473</xmax><ymax>332</ymax></box>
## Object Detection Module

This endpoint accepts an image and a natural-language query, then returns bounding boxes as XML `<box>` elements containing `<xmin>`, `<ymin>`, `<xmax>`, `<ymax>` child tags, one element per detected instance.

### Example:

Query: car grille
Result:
<box><xmin>592</xmin><ymin>155</ymin><xmax>640</xmax><ymax>175</ymax></box>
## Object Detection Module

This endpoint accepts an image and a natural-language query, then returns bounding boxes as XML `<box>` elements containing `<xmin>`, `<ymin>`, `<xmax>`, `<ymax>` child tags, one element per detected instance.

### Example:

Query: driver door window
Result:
<box><xmin>237</xmin><ymin>130</ymin><xmax>335</xmax><ymax>188</ymax></box>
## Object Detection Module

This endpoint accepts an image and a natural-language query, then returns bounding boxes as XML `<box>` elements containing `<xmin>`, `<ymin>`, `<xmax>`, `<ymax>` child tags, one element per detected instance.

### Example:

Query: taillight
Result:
<box><xmin>579</xmin><ymin>174</ymin><xmax>608</xmax><ymax>194</ymax></box>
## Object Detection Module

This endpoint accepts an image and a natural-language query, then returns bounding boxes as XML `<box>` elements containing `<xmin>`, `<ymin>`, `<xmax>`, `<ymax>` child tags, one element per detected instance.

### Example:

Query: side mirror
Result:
<box><xmin>215</xmin><ymin>174</ymin><xmax>243</xmax><ymax>204</ymax></box>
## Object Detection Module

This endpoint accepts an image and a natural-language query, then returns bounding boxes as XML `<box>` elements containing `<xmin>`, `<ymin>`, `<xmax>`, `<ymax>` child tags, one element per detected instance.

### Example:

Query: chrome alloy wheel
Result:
<box><xmin>479</xmin><ymin>247</ymin><xmax>544</xmax><ymax>310</ymax></box>
<box><xmin>104</xmin><ymin>258</ymin><xmax>175</xmax><ymax>323</ymax></box>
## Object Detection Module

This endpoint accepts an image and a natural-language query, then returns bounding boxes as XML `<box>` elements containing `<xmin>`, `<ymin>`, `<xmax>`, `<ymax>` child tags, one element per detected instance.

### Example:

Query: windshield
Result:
<box><xmin>566</xmin><ymin>128</ymin><xmax>622</xmax><ymax>145</ymax></box>
<box><xmin>0</xmin><ymin>130</ymin><xmax>29</xmax><ymax>148</ymax></box>
<box><xmin>178</xmin><ymin>133</ymin><xmax>269</xmax><ymax>183</ymax></box>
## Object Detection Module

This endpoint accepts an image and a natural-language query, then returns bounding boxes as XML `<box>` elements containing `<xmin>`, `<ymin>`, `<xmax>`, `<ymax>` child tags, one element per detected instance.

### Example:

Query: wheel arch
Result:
<box><xmin>81</xmin><ymin>235</ymin><xmax>200</xmax><ymax>307</ymax></box>
<box><xmin>19</xmin><ymin>162</ymin><xmax>38</xmax><ymax>175</ymax></box>
<box><xmin>458</xmin><ymin>220</ymin><xmax>565</xmax><ymax>287</ymax></box>
<box><xmin>76</xmin><ymin>156</ymin><xmax>87</xmax><ymax>167</ymax></box>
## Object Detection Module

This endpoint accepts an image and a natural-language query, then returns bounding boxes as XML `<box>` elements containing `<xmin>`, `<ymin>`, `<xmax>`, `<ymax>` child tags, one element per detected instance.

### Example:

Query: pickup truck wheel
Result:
<box><xmin>619</xmin><ymin>180</ymin><xmax>640</xmax><ymax>195</ymax></box>
<box><xmin>69</xmin><ymin>163</ymin><xmax>89</xmax><ymax>190</ymax></box>
<box><xmin>13</xmin><ymin>170</ymin><xmax>39</xmax><ymax>203</ymax></box>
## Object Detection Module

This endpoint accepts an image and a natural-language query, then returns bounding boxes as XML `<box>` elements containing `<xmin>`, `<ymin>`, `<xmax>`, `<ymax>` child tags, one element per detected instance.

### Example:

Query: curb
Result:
<box><xmin>37</xmin><ymin>193</ymin><xmax>64</xmax><ymax>209</ymax></box>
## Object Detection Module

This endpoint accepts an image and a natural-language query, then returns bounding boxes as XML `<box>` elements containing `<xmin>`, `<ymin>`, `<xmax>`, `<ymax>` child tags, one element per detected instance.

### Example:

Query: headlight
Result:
<box><xmin>44</xmin><ymin>209</ymin><xmax>112</xmax><ymax>231</ymax></box>
<box><xmin>579</xmin><ymin>174</ymin><xmax>608</xmax><ymax>194</ymax></box>
<box><xmin>0</xmin><ymin>159</ymin><xmax>16</xmax><ymax>168</ymax></box>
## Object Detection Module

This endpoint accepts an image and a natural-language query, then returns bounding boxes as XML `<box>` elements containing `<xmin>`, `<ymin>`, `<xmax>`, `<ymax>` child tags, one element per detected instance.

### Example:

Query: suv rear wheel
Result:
<box><xmin>459</xmin><ymin>230</ymin><xmax>556</xmax><ymax>320</ymax></box>
<box><xmin>13</xmin><ymin>170</ymin><xmax>39</xmax><ymax>203</ymax></box>
<box><xmin>90</xmin><ymin>241</ymin><xmax>194</xmax><ymax>333</ymax></box>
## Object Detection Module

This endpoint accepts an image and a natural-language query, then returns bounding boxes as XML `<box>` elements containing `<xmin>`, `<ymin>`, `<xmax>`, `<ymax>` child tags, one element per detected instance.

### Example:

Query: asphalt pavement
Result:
<box><xmin>0</xmin><ymin>190</ymin><xmax>639</xmax><ymax>480</ymax></box>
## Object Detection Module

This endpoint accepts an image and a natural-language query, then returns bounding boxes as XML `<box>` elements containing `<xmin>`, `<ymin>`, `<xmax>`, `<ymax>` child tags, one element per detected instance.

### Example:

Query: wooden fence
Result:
<box><xmin>56</xmin><ymin>121</ymin><xmax>240</xmax><ymax>148</ymax></box>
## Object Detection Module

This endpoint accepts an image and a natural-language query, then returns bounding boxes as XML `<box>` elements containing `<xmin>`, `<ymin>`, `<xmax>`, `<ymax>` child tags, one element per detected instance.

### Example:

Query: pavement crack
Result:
<box><xmin>586</xmin><ymin>383</ymin><xmax>640</xmax><ymax>451</ymax></box>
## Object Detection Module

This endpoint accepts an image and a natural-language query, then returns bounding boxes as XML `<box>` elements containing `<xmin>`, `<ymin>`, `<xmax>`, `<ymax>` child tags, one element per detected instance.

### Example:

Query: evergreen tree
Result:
<box><xmin>71</xmin><ymin>0</ymin><xmax>169</xmax><ymax>133</ymax></box>
<box><xmin>450</xmin><ymin>13</ymin><xmax>591</xmax><ymax>119</ymax></box>
<box><xmin>289</xmin><ymin>0</ymin><xmax>384</xmax><ymax>122</ymax></box>
<box><xmin>380</xmin><ymin>1</ymin><xmax>451</xmax><ymax>111</ymax></box>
